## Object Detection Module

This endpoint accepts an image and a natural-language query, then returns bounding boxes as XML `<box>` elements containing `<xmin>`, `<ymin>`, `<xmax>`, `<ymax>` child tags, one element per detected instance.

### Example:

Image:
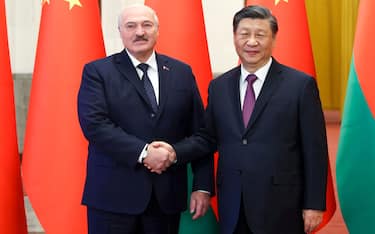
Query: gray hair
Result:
<box><xmin>117</xmin><ymin>4</ymin><xmax>159</xmax><ymax>30</ymax></box>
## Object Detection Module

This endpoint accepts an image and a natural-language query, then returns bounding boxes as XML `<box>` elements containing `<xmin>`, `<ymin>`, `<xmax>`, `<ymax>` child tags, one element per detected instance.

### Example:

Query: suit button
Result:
<box><xmin>150</xmin><ymin>113</ymin><xmax>155</xmax><ymax>118</ymax></box>
<box><xmin>242</xmin><ymin>139</ymin><xmax>247</xmax><ymax>145</ymax></box>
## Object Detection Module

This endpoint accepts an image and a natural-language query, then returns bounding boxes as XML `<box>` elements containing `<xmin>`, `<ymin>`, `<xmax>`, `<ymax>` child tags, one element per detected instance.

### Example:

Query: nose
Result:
<box><xmin>247</xmin><ymin>36</ymin><xmax>258</xmax><ymax>46</ymax></box>
<box><xmin>135</xmin><ymin>25</ymin><xmax>145</xmax><ymax>35</ymax></box>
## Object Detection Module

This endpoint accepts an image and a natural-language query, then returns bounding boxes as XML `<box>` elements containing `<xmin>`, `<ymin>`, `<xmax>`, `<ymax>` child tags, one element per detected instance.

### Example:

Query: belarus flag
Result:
<box><xmin>336</xmin><ymin>1</ymin><xmax>375</xmax><ymax>233</ymax></box>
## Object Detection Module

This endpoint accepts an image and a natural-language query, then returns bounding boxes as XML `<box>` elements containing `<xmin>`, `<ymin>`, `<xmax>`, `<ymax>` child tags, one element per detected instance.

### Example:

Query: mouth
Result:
<box><xmin>245</xmin><ymin>50</ymin><xmax>258</xmax><ymax>56</ymax></box>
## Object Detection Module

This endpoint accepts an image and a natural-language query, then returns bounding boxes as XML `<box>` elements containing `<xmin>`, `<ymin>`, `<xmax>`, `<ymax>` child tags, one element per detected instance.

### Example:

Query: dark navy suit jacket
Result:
<box><xmin>175</xmin><ymin>59</ymin><xmax>328</xmax><ymax>234</ymax></box>
<box><xmin>78</xmin><ymin>50</ymin><xmax>214</xmax><ymax>215</ymax></box>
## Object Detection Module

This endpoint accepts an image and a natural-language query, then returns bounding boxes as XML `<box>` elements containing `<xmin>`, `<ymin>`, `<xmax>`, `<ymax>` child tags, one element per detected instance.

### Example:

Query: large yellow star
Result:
<box><xmin>275</xmin><ymin>0</ymin><xmax>288</xmax><ymax>5</ymax></box>
<box><xmin>65</xmin><ymin>0</ymin><xmax>82</xmax><ymax>10</ymax></box>
<box><xmin>42</xmin><ymin>0</ymin><xmax>50</xmax><ymax>5</ymax></box>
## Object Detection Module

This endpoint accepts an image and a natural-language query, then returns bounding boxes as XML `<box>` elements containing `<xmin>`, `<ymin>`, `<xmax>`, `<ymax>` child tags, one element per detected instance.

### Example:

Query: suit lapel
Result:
<box><xmin>244</xmin><ymin>60</ymin><xmax>283</xmax><ymax>134</ymax></box>
<box><xmin>154</xmin><ymin>54</ymin><xmax>171</xmax><ymax>121</ymax></box>
<box><xmin>227</xmin><ymin>66</ymin><xmax>247</xmax><ymax>132</ymax></box>
<box><xmin>113</xmin><ymin>50</ymin><xmax>153</xmax><ymax>110</ymax></box>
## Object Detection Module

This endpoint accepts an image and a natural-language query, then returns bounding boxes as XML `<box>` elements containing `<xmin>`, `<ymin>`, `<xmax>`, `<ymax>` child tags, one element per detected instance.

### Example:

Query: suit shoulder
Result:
<box><xmin>84</xmin><ymin>53</ymin><xmax>118</xmax><ymax>68</ymax></box>
<box><xmin>277</xmin><ymin>63</ymin><xmax>314</xmax><ymax>81</ymax></box>
<box><xmin>157</xmin><ymin>53</ymin><xmax>191</xmax><ymax>69</ymax></box>
<box><xmin>210</xmin><ymin>66</ymin><xmax>240</xmax><ymax>86</ymax></box>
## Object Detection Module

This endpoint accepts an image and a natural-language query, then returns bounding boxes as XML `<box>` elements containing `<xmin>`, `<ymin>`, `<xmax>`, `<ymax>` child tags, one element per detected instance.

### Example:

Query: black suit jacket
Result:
<box><xmin>175</xmin><ymin>59</ymin><xmax>328</xmax><ymax>234</ymax></box>
<box><xmin>77</xmin><ymin>50</ymin><xmax>214</xmax><ymax>215</ymax></box>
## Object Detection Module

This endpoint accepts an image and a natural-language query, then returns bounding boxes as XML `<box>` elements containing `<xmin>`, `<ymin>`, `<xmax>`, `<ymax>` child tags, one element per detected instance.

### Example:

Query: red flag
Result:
<box><xmin>246</xmin><ymin>0</ymin><xmax>336</xmax><ymax>231</ymax></box>
<box><xmin>22</xmin><ymin>0</ymin><xmax>105</xmax><ymax>233</ymax></box>
<box><xmin>0</xmin><ymin>1</ymin><xmax>28</xmax><ymax>233</ymax></box>
<box><xmin>145</xmin><ymin>0</ymin><xmax>219</xmax><ymax>233</ymax></box>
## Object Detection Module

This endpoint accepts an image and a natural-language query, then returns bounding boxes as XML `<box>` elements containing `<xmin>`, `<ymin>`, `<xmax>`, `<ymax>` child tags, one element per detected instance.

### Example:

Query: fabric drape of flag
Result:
<box><xmin>144</xmin><ymin>0</ymin><xmax>219</xmax><ymax>233</ymax></box>
<box><xmin>0</xmin><ymin>0</ymin><xmax>28</xmax><ymax>233</ymax></box>
<box><xmin>21</xmin><ymin>0</ymin><xmax>105</xmax><ymax>233</ymax></box>
<box><xmin>336</xmin><ymin>1</ymin><xmax>375</xmax><ymax>233</ymax></box>
<box><xmin>246</xmin><ymin>0</ymin><xmax>336</xmax><ymax>232</ymax></box>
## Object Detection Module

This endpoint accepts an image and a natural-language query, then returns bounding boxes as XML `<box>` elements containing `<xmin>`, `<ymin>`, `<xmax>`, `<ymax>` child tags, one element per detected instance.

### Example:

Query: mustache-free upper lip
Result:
<box><xmin>245</xmin><ymin>50</ymin><xmax>258</xmax><ymax>53</ymax></box>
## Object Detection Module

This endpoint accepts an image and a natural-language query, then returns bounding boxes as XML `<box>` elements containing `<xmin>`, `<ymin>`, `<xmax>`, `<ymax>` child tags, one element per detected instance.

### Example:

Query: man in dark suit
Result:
<box><xmin>77</xmin><ymin>4</ymin><xmax>214</xmax><ymax>234</ymax></box>
<box><xmin>149</xmin><ymin>5</ymin><xmax>328</xmax><ymax>234</ymax></box>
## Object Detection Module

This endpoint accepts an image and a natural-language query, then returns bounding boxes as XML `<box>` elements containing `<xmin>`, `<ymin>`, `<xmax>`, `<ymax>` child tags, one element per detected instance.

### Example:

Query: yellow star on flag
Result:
<box><xmin>65</xmin><ymin>0</ymin><xmax>82</xmax><ymax>10</ymax></box>
<box><xmin>275</xmin><ymin>0</ymin><xmax>288</xmax><ymax>5</ymax></box>
<box><xmin>42</xmin><ymin>0</ymin><xmax>50</xmax><ymax>5</ymax></box>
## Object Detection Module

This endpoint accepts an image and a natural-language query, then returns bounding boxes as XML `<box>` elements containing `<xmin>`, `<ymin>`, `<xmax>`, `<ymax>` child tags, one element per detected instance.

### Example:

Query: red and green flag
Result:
<box><xmin>0</xmin><ymin>0</ymin><xmax>27</xmax><ymax>232</ymax></box>
<box><xmin>246</xmin><ymin>0</ymin><xmax>336</xmax><ymax>231</ymax></box>
<box><xmin>144</xmin><ymin>0</ymin><xmax>219</xmax><ymax>233</ymax></box>
<box><xmin>22</xmin><ymin>0</ymin><xmax>105</xmax><ymax>233</ymax></box>
<box><xmin>336</xmin><ymin>0</ymin><xmax>375</xmax><ymax>233</ymax></box>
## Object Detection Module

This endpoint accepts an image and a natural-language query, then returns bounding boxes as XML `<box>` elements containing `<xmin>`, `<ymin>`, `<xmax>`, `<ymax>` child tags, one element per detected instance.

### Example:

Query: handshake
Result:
<box><xmin>143</xmin><ymin>141</ymin><xmax>176</xmax><ymax>174</ymax></box>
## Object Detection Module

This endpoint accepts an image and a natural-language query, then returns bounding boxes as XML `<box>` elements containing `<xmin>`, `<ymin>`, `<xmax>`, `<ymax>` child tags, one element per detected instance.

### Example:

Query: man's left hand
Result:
<box><xmin>303</xmin><ymin>209</ymin><xmax>323</xmax><ymax>233</ymax></box>
<box><xmin>190</xmin><ymin>191</ymin><xmax>210</xmax><ymax>220</ymax></box>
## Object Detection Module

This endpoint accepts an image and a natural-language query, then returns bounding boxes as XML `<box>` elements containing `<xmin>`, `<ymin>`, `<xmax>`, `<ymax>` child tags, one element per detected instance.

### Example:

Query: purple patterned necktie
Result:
<box><xmin>138</xmin><ymin>63</ymin><xmax>158</xmax><ymax>112</ymax></box>
<box><xmin>242</xmin><ymin>74</ymin><xmax>257</xmax><ymax>127</ymax></box>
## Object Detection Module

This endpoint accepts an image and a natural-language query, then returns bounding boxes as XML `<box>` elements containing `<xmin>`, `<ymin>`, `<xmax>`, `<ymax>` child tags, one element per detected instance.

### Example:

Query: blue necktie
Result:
<box><xmin>242</xmin><ymin>74</ymin><xmax>257</xmax><ymax>127</ymax></box>
<box><xmin>138</xmin><ymin>63</ymin><xmax>158</xmax><ymax>112</ymax></box>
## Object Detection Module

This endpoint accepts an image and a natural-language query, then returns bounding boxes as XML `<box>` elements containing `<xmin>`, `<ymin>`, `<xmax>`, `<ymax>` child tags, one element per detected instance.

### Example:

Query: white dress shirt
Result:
<box><xmin>239</xmin><ymin>58</ymin><xmax>273</xmax><ymax>110</ymax></box>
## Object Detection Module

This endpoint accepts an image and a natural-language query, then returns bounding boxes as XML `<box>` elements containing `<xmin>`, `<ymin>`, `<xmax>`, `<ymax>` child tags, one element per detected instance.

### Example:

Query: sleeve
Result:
<box><xmin>299</xmin><ymin>77</ymin><xmax>328</xmax><ymax>210</ymax></box>
<box><xmin>184</xmin><ymin>71</ymin><xmax>216</xmax><ymax>194</ymax></box>
<box><xmin>77</xmin><ymin>62</ymin><xmax>147</xmax><ymax>167</ymax></box>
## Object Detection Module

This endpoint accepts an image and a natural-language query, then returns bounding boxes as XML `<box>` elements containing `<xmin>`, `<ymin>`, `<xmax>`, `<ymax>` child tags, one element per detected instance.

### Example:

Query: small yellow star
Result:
<box><xmin>275</xmin><ymin>0</ymin><xmax>288</xmax><ymax>5</ymax></box>
<box><xmin>64</xmin><ymin>0</ymin><xmax>82</xmax><ymax>10</ymax></box>
<box><xmin>42</xmin><ymin>0</ymin><xmax>50</xmax><ymax>5</ymax></box>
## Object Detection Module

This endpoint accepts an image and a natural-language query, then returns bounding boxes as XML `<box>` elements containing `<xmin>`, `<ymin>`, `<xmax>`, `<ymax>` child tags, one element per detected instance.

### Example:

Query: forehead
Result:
<box><xmin>122</xmin><ymin>7</ymin><xmax>155</xmax><ymax>24</ymax></box>
<box><xmin>236</xmin><ymin>18</ymin><xmax>271</xmax><ymax>31</ymax></box>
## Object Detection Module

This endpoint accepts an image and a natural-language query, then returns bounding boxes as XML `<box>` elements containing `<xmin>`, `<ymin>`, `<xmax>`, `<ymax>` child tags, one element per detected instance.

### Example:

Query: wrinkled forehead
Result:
<box><xmin>236</xmin><ymin>18</ymin><xmax>272</xmax><ymax>32</ymax></box>
<box><xmin>121</xmin><ymin>6</ymin><xmax>157</xmax><ymax>25</ymax></box>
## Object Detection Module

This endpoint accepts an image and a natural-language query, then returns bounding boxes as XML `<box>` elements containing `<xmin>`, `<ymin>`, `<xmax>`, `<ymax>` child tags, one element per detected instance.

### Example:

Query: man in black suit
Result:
<box><xmin>77</xmin><ymin>4</ymin><xmax>214</xmax><ymax>234</ymax></box>
<box><xmin>149</xmin><ymin>5</ymin><xmax>328</xmax><ymax>234</ymax></box>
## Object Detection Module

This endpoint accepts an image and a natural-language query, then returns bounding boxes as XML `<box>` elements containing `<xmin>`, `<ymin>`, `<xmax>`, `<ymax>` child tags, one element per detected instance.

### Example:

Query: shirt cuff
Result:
<box><xmin>196</xmin><ymin>190</ymin><xmax>210</xmax><ymax>195</ymax></box>
<box><xmin>138</xmin><ymin>144</ymin><xmax>148</xmax><ymax>163</ymax></box>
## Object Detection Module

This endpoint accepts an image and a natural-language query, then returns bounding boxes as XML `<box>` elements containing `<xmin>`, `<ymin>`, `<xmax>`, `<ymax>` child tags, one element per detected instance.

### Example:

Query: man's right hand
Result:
<box><xmin>143</xmin><ymin>141</ymin><xmax>176</xmax><ymax>174</ymax></box>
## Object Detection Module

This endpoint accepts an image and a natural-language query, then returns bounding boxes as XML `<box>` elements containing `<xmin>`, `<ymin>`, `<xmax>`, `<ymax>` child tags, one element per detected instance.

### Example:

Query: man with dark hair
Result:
<box><xmin>148</xmin><ymin>5</ymin><xmax>328</xmax><ymax>234</ymax></box>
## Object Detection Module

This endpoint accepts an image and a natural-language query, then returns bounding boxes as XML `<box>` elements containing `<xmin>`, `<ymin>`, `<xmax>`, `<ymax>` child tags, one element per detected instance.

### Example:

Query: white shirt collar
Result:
<box><xmin>240</xmin><ymin>57</ymin><xmax>273</xmax><ymax>83</ymax></box>
<box><xmin>125</xmin><ymin>49</ymin><xmax>158</xmax><ymax>72</ymax></box>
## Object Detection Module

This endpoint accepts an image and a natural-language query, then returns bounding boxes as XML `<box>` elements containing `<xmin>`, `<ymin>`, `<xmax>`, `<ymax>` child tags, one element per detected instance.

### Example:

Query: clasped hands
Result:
<box><xmin>143</xmin><ymin>141</ymin><xmax>176</xmax><ymax>174</ymax></box>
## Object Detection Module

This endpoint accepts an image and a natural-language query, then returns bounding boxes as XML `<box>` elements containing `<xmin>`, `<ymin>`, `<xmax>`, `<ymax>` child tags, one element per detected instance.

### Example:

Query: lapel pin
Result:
<box><xmin>163</xmin><ymin>65</ymin><xmax>170</xmax><ymax>71</ymax></box>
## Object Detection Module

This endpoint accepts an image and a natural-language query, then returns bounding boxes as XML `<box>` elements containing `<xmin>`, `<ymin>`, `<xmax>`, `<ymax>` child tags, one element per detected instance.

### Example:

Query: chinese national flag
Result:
<box><xmin>0</xmin><ymin>0</ymin><xmax>27</xmax><ymax>233</ymax></box>
<box><xmin>246</xmin><ymin>0</ymin><xmax>336</xmax><ymax>231</ymax></box>
<box><xmin>145</xmin><ymin>0</ymin><xmax>219</xmax><ymax>233</ymax></box>
<box><xmin>22</xmin><ymin>0</ymin><xmax>105</xmax><ymax>233</ymax></box>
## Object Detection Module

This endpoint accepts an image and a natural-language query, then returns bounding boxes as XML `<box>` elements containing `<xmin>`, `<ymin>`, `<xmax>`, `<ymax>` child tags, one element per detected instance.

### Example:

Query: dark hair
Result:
<box><xmin>233</xmin><ymin>5</ymin><xmax>278</xmax><ymax>36</ymax></box>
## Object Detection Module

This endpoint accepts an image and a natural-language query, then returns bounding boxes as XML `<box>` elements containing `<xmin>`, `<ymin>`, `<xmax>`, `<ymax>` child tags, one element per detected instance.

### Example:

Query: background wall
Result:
<box><xmin>5</xmin><ymin>0</ymin><xmax>359</xmax><ymax>152</ymax></box>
